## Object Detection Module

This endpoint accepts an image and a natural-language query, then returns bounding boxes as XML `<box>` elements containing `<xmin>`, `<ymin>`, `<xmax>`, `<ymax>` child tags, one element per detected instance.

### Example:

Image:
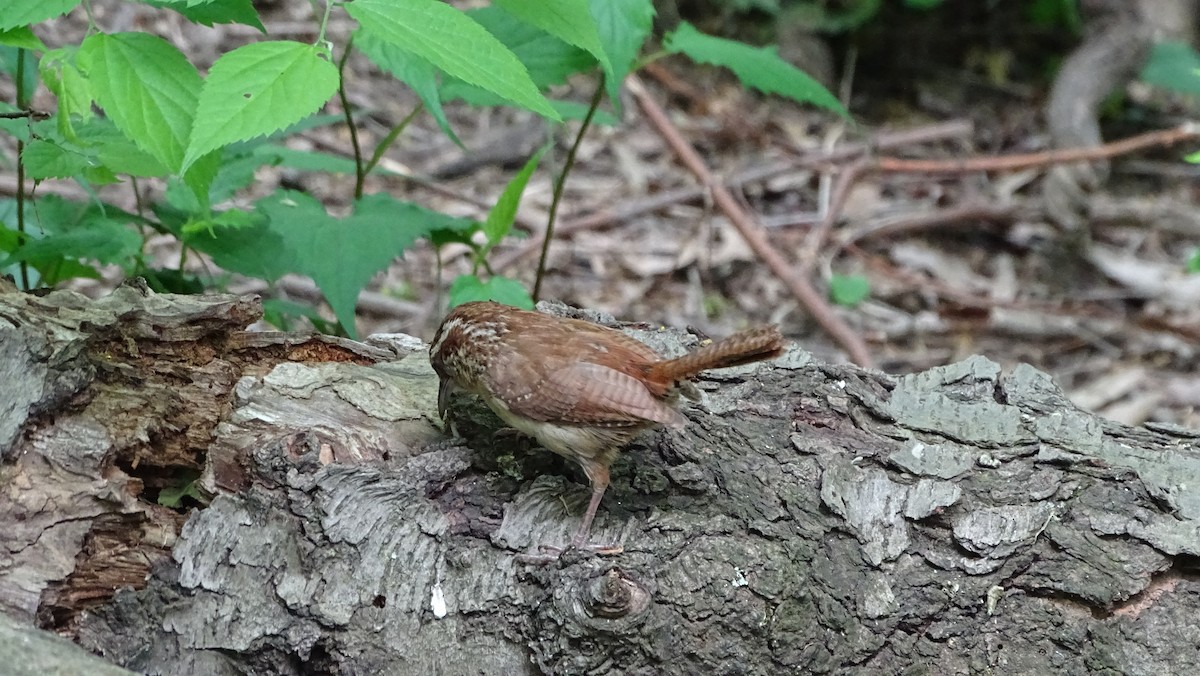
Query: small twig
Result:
<box><xmin>798</xmin><ymin>158</ymin><xmax>869</xmax><ymax>274</ymax></box>
<box><xmin>874</xmin><ymin>123</ymin><xmax>1200</xmax><ymax>174</ymax></box>
<box><xmin>0</xmin><ymin>110</ymin><xmax>49</xmax><ymax>120</ymax></box>
<box><xmin>627</xmin><ymin>74</ymin><xmax>874</xmax><ymax>367</ymax></box>
<box><xmin>802</xmin><ymin>122</ymin><xmax>1200</xmax><ymax>278</ymax></box>
<box><xmin>841</xmin><ymin>202</ymin><xmax>1020</xmax><ymax>249</ymax></box>
<box><xmin>491</xmin><ymin>121</ymin><xmax>975</xmax><ymax>274</ymax></box>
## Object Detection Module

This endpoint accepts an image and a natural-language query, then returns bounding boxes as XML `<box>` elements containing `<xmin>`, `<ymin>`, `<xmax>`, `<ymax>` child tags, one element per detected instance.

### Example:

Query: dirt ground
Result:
<box><xmin>9</xmin><ymin>2</ymin><xmax>1200</xmax><ymax>429</ymax></box>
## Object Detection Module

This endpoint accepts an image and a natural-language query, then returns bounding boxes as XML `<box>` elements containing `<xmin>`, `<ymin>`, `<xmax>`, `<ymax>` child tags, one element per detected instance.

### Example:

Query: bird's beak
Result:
<box><xmin>437</xmin><ymin>378</ymin><xmax>455</xmax><ymax>421</ymax></box>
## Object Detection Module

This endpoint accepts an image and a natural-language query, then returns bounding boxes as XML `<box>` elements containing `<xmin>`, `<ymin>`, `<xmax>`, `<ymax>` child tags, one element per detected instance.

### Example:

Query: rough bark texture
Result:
<box><xmin>2</xmin><ymin>285</ymin><xmax>1199</xmax><ymax>675</ymax></box>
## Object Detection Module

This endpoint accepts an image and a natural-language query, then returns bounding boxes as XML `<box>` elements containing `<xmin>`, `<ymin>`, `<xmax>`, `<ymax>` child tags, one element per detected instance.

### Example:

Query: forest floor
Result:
<box><xmin>14</xmin><ymin>2</ymin><xmax>1200</xmax><ymax>429</ymax></box>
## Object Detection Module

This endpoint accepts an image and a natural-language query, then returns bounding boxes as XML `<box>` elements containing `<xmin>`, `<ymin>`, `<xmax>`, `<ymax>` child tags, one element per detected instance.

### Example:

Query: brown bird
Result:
<box><xmin>429</xmin><ymin>301</ymin><xmax>785</xmax><ymax>557</ymax></box>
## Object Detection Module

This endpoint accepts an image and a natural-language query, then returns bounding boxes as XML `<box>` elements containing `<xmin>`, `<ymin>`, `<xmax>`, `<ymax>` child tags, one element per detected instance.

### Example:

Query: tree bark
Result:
<box><xmin>2</xmin><ymin>284</ymin><xmax>1199</xmax><ymax>674</ymax></box>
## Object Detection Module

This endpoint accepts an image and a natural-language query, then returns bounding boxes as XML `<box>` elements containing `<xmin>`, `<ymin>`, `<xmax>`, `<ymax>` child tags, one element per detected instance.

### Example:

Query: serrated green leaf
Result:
<box><xmin>81</xmin><ymin>163</ymin><xmax>120</xmax><ymax>185</ymax></box>
<box><xmin>589</xmin><ymin>0</ymin><xmax>654</xmax><ymax>103</ymax></box>
<box><xmin>77</xmin><ymin>117</ymin><xmax>170</xmax><ymax>176</ymax></box>
<box><xmin>0</xmin><ymin>0</ymin><xmax>80</xmax><ymax>31</ymax></box>
<box><xmin>182</xmin><ymin>149</ymin><xmax>221</xmax><ymax>207</ymax></box>
<box><xmin>182</xmin><ymin>41</ymin><xmax>338</xmax><ymax>171</ymax></box>
<box><xmin>664</xmin><ymin>22</ymin><xmax>847</xmax><ymax>117</ymax></box>
<box><xmin>483</xmin><ymin>146</ymin><xmax>546</xmax><ymax>251</ymax></box>
<box><xmin>494</xmin><ymin>0</ymin><xmax>611</xmax><ymax>81</ymax></box>
<box><xmin>347</xmin><ymin>0</ymin><xmax>559</xmax><ymax>120</ymax></box>
<box><xmin>448</xmin><ymin>274</ymin><xmax>534</xmax><ymax>309</ymax></box>
<box><xmin>354</xmin><ymin>29</ymin><xmax>460</xmax><ymax>146</ymax></box>
<box><xmin>829</xmin><ymin>274</ymin><xmax>870</xmax><ymax>307</ymax></box>
<box><xmin>144</xmin><ymin>0</ymin><xmax>265</xmax><ymax>32</ymax></box>
<box><xmin>430</xmin><ymin>220</ymin><xmax>482</xmax><ymax>248</ymax></box>
<box><xmin>0</xmin><ymin>26</ymin><xmax>47</xmax><ymax>52</ymax></box>
<box><xmin>257</xmin><ymin>191</ymin><xmax>477</xmax><ymax>337</ymax></box>
<box><xmin>183</xmin><ymin>208</ymin><xmax>289</xmax><ymax>281</ymax></box>
<box><xmin>468</xmin><ymin>7</ymin><xmax>594</xmax><ymax>89</ymax></box>
<box><xmin>1141</xmin><ymin>41</ymin><xmax>1200</xmax><ymax>97</ymax></box>
<box><xmin>21</xmin><ymin>138</ymin><xmax>91</xmax><ymax>178</ymax></box>
<box><xmin>0</xmin><ymin>213</ymin><xmax>142</xmax><ymax>270</ymax></box>
<box><xmin>78</xmin><ymin>33</ymin><xmax>201</xmax><ymax>172</ymax></box>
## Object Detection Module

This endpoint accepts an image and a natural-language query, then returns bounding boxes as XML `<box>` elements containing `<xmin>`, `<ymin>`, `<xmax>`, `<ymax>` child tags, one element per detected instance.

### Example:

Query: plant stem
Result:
<box><xmin>532</xmin><ymin>73</ymin><xmax>605</xmax><ymax>302</ymax></box>
<box><xmin>337</xmin><ymin>36</ymin><xmax>366</xmax><ymax>199</ymax></box>
<box><xmin>364</xmin><ymin>103</ymin><xmax>422</xmax><ymax>177</ymax></box>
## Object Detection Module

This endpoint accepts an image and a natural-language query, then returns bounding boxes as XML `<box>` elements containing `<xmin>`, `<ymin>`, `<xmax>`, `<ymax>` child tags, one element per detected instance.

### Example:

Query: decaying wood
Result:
<box><xmin>2</xmin><ymin>285</ymin><xmax>1199</xmax><ymax>674</ymax></box>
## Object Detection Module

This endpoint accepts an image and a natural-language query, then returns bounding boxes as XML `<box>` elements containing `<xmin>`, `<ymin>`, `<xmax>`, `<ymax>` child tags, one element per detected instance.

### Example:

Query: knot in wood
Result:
<box><xmin>585</xmin><ymin>568</ymin><xmax>649</xmax><ymax>619</ymax></box>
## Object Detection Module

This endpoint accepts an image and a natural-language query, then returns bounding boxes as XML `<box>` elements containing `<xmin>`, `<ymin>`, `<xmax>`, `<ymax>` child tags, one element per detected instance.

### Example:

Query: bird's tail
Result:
<box><xmin>648</xmin><ymin>326</ymin><xmax>785</xmax><ymax>382</ymax></box>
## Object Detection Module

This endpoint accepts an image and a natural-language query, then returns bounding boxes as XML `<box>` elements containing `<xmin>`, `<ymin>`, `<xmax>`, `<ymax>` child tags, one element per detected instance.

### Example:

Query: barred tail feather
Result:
<box><xmin>649</xmin><ymin>326</ymin><xmax>784</xmax><ymax>382</ymax></box>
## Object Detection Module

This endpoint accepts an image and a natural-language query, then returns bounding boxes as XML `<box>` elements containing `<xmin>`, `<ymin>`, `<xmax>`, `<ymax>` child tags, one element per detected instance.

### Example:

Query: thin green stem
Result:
<box><xmin>315</xmin><ymin>0</ymin><xmax>334</xmax><ymax>45</ymax></box>
<box><xmin>15</xmin><ymin>48</ymin><xmax>29</xmax><ymax>290</ymax></box>
<box><xmin>364</xmin><ymin>103</ymin><xmax>423</xmax><ymax>176</ymax></box>
<box><xmin>532</xmin><ymin>73</ymin><xmax>605</xmax><ymax>302</ymax></box>
<box><xmin>336</xmin><ymin>37</ymin><xmax>366</xmax><ymax>198</ymax></box>
<box><xmin>633</xmin><ymin>50</ymin><xmax>668</xmax><ymax>70</ymax></box>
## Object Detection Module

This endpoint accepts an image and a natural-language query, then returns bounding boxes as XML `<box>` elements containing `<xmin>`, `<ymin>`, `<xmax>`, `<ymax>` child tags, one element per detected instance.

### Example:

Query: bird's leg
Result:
<box><xmin>517</xmin><ymin>462</ymin><xmax>623</xmax><ymax>563</ymax></box>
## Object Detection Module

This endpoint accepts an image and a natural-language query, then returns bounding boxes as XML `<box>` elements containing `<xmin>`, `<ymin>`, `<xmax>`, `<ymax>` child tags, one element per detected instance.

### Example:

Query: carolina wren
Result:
<box><xmin>429</xmin><ymin>301</ymin><xmax>784</xmax><ymax>556</ymax></box>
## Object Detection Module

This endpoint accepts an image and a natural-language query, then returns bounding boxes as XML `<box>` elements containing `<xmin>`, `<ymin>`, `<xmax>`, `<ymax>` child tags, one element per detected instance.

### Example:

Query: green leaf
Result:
<box><xmin>140</xmin><ymin>267</ymin><xmax>206</xmax><ymax>294</ymax></box>
<box><xmin>550</xmin><ymin>99</ymin><xmax>618</xmax><ymax>124</ymax></box>
<box><xmin>77</xmin><ymin>117</ymin><xmax>170</xmax><ymax>176</ymax></box>
<box><xmin>664</xmin><ymin>22</ymin><xmax>848</xmax><ymax>117</ymax></box>
<box><xmin>0</xmin><ymin>26</ymin><xmax>47</xmax><ymax>52</ymax></box>
<box><xmin>0</xmin><ymin>45</ymin><xmax>40</xmax><ymax>102</ymax></box>
<box><xmin>21</xmin><ymin>138</ymin><xmax>91</xmax><ymax>178</ymax></box>
<box><xmin>252</xmin><ymin>144</ymin><xmax>364</xmax><ymax>174</ymax></box>
<box><xmin>1186</xmin><ymin>150</ymin><xmax>1200</xmax><ymax>164</ymax></box>
<box><xmin>589</xmin><ymin>0</ymin><xmax>654</xmax><ymax>100</ymax></box>
<box><xmin>347</xmin><ymin>0</ymin><xmax>559</xmax><ymax>120</ymax></box>
<box><xmin>483</xmin><ymin>146</ymin><xmax>546</xmax><ymax>252</ymax></box>
<box><xmin>1141</xmin><ymin>41</ymin><xmax>1200</xmax><ymax>98</ymax></box>
<box><xmin>1187</xmin><ymin>249</ymin><xmax>1200</xmax><ymax>274</ymax></box>
<box><xmin>0</xmin><ymin>0</ymin><xmax>80</xmax><ymax>31</ymax></box>
<box><xmin>430</xmin><ymin>220</ymin><xmax>482</xmax><ymax>248</ymax></box>
<box><xmin>183</xmin><ymin>41</ymin><xmax>339</xmax><ymax>171</ymax></box>
<box><xmin>448</xmin><ymin>274</ymin><xmax>534</xmax><ymax>309</ymax></box>
<box><xmin>261</xmin><ymin>298</ymin><xmax>339</xmax><ymax>333</ymax></box>
<box><xmin>39</xmin><ymin>46</ymin><xmax>93</xmax><ymax>140</ymax></box>
<box><xmin>0</xmin><ymin>201</ymin><xmax>142</xmax><ymax>273</ymax></box>
<box><xmin>354</xmin><ymin>28</ymin><xmax>460</xmax><ymax>146</ymax></box>
<box><xmin>256</xmin><ymin>191</ymin><xmax>477</xmax><ymax>337</ymax></box>
<box><xmin>144</xmin><ymin>0</ymin><xmax>265</xmax><ymax>31</ymax></box>
<box><xmin>185</xmin><ymin>211</ymin><xmax>291</xmax><ymax>282</ymax></box>
<box><xmin>78</xmin><ymin>33</ymin><xmax>202</xmax><ymax>172</ymax></box>
<box><xmin>0</xmin><ymin>102</ymin><xmax>32</xmax><ymax>141</ymax></box>
<box><xmin>467</xmin><ymin>7</ymin><xmax>595</xmax><ymax>89</ymax></box>
<box><xmin>494</xmin><ymin>0</ymin><xmax>611</xmax><ymax>81</ymax></box>
<box><xmin>829</xmin><ymin>274</ymin><xmax>870</xmax><ymax>307</ymax></box>
<box><xmin>156</xmin><ymin>471</ymin><xmax>204</xmax><ymax>507</ymax></box>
